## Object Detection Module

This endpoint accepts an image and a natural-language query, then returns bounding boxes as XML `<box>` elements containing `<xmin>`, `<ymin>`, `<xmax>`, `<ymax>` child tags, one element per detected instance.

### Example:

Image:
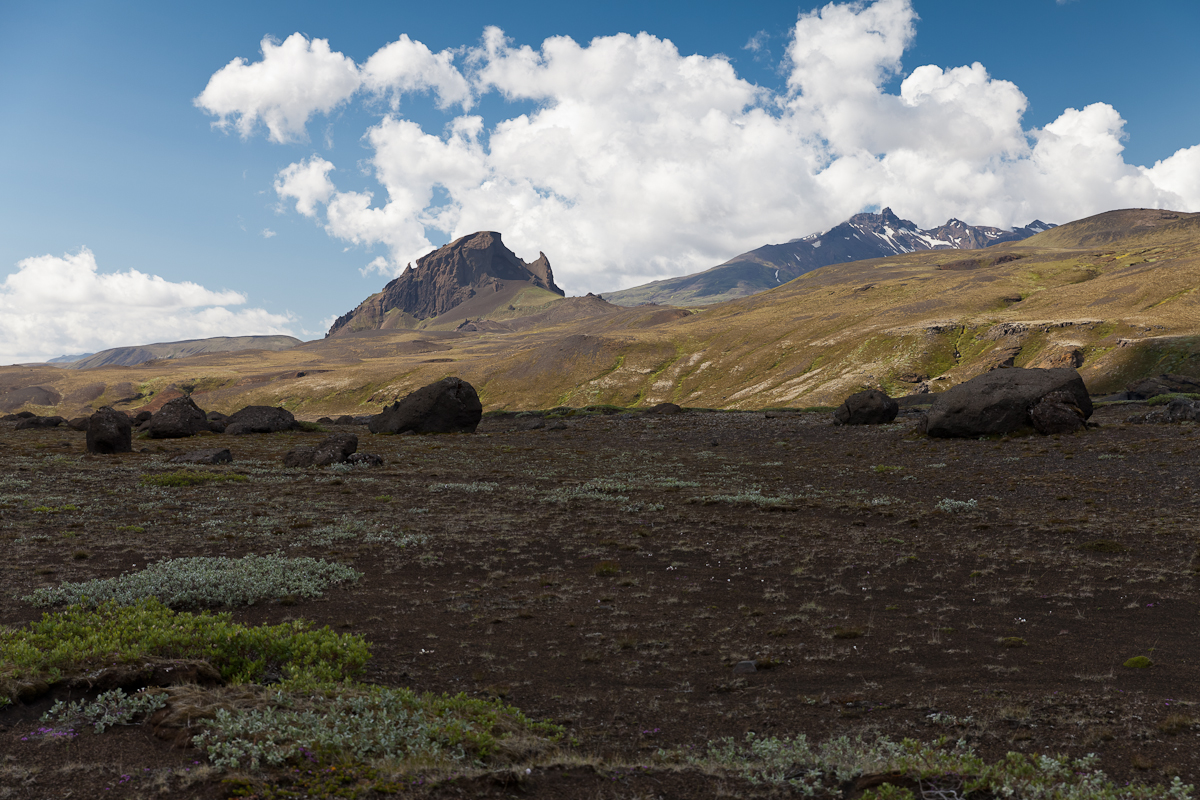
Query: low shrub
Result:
<box><xmin>23</xmin><ymin>554</ymin><xmax>361</xmax><ymax>609</ymax></box>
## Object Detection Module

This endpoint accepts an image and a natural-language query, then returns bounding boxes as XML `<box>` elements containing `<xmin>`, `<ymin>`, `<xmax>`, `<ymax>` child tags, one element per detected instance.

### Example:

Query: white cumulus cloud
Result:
<box><xmin>199</xmin><ymin>0</ymin><xmax>1200</xmax><ymax>294</ymax></box>
<box><xmin>0</xmin><ymin>248</ymin><xmax>295</xmax><ymax>364</ymax></box>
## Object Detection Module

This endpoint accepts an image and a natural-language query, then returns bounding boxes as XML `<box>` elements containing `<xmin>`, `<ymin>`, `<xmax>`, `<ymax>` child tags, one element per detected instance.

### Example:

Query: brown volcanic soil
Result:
<box><xmin>1</xmin><ymin>405</ymin><xmax>1198</xmax><ymax>798</ymax></box>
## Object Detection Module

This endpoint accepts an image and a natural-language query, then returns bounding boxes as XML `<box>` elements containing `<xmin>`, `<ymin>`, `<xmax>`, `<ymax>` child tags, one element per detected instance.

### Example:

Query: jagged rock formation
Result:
<box><xmin>603</xmin><ymin>209</ymin><xmax>1055</xmax><ymax>307</ymax></box>
<box><xmin>327</xmin><ymin>232</ymin><xmax>563</xmax><ymax>337</ymax></box>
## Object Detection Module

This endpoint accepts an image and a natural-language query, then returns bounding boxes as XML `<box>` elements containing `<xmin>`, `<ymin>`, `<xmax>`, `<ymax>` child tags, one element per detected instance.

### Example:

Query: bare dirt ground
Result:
<box><xmin>1</xmin><ymin>403</ymin><xmax>1198</xmax><ymax>798</ymax></box>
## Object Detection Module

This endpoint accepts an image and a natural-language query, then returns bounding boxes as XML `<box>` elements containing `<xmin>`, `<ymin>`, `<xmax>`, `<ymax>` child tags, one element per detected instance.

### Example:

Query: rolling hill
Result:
<box><xmin>2</xmin><ymin>208</ymin><xmax>1197</xmax><ymax>417</ymax></box>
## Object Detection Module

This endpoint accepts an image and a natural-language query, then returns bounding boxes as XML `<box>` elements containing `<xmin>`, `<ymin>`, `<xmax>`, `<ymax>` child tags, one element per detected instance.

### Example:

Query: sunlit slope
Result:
<box><xmin>3</xmin><ymin>209</ymin><xmax>1198</xmax><ymax>415</ymax></box>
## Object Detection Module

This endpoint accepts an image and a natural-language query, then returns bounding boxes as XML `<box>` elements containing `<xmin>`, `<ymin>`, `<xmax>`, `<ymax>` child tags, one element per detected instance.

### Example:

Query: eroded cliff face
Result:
<box><xmin>327</xmin><ymin>232</ymin><xmax>563</xmax><ymax>337</ymax></box>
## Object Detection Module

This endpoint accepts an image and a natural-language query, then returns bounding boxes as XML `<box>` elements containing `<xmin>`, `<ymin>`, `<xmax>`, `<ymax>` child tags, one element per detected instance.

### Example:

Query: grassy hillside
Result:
<box><xmin>4</xmin><ymin>208</ymin><xmax>1198</xmax><ymax>417</ymax></box>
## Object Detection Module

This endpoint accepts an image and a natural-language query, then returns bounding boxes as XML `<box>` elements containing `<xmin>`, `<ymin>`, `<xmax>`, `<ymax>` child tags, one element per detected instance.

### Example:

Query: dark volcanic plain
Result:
<box><xmin>1</xmin><ymin>404</ymin><xmax>1198</xmax><ymax>798</ymax></box>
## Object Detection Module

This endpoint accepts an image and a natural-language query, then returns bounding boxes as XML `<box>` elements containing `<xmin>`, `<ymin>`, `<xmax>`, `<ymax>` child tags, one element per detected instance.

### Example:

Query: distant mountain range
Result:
<box><xmin>602</xmin><ymin>208</ymin><xmax>1055</xmax><ymax>307</ymax></box>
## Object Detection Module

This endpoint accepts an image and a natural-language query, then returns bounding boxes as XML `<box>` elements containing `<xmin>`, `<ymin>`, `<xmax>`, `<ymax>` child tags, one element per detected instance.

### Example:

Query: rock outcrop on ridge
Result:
<box><xmin>327</xmin><ymin>232</ymin><xmax>564</xmax><ymax>337</ymax></box>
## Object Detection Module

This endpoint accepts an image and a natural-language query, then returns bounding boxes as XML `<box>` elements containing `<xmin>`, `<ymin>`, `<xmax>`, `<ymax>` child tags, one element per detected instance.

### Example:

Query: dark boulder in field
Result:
<box><xmin>833</xmin><ymin>390</ymin><xmax>898</xmax><ymax>425</ymax></box>
<box><xmin>924</xmin><ymin>368</ymin><xmax>1091</xmax><ymax>438</ymax></box>
<box><xmin>133</xmin><ymin>410</ymin><xmax>153</xmax><ymax>424</ymax></box>
<box><xmin>169</xmin><ymin>448</ymin><xmax>233</xmax><ymax>465</ymax></box>
<box><xmin>369</xmin><ymin>377</ymin><xmax>482</xmax><ymax>435</ymax></box>
<box><xmin>141</xmin><ymin>397</ymin><xmax>209</xmax><ymax>439</ymax></box>
<box><xmin>86</xmin><ymin>407</ymin><xmax>132</xmax><ymax>454</ymax></box>
<box><xmin>16</xmin><ymin>415</ymin><xmax>65</xmax><ymax>430</ymax></box>
<box><xmin>335</xmin><ymin>415</ymin><xmax>357</xmax><ymax>425</ymax></box>
<box><xmin>1029</xmin><ymin>391</ymin><xmax>1087</xmax><ymax>435</ymax></box>
<box><xmin>284</xmin><ymin>433</ymin><xmax>358</xmax><ymax>467</ymax></box>
<box><xmin>224</xmin><ymin>405</ymin><xmax>298</xmax><ymax>435</ymax></box>
<box><xmin>67</xmin><ymin>417</ymin><xmax>90</xmax><ymax>432</ymax></box>
<box><xmin>1</xmin><ymin>411</ymin><xmax>37</xmax><ymax>421</ymax></box>
<box><xmin>648</xmin><ymin>402</ymin><xmax>682</xmax><ymax>415</ymax></box>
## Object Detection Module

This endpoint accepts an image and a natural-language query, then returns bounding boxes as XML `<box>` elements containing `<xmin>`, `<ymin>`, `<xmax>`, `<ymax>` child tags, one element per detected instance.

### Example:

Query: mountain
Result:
<box><xmin>327</xmin><ymin>231</ymin><xmax>565</xmax><ymax>337</ymax></box>
<box><xmin>602</xmin><ymin>208</ymin><xmax>1055</xmax><ymax>307</ymax></box>
<box><xmin>65</xmin><ymin>336</ymin><xmax>302</xmax><ymax>370</ymax></box>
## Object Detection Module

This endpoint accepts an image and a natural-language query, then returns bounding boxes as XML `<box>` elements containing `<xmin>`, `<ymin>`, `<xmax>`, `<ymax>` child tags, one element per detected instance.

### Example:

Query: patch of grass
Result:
<box><xmin>593</xmin><ymin>560</ymin><xmax>621</xmax><ymax>577</ymax></box>
<box><xmin>0</xmin><ymin>598</ymin><xmax>370</xmax><ymax>697</ymax></box>
<box><xmin>998</xmin><ymin>637</ymin><xmax>1027</xmax><ymax>648</ymax></box>
<box><xmin>22</xmin><ymin>554</ymin><xmax>361</xmax><ymax>609</ymax></box>
<box><xmin>1123</xmin><ymin>656</ymin><xmax>1153</xmax><ymax>669</ymax></box>
<box><xmin>141</xmin><ymin>470</ymin><xmax>248</xmax><ymax>488</ymax></box>
<box><xmin>296</xmin><ymin>421</ymin><xmax>325</xmax><ymax>432</ymax></box>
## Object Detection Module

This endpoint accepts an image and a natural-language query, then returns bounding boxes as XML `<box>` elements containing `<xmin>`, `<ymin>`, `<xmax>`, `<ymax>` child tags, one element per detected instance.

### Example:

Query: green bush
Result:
<box><xmin>0</xmin><ymin>598</ymin><xmax>370</xmax><ymax>696</ymax></box>
<box><xmin>22</xmin><ymin>554</ymin><xmax>361</xmax><ymax>609</ymax></box>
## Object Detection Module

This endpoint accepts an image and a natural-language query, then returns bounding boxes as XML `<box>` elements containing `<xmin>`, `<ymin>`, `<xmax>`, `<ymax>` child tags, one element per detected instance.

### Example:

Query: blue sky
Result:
<box><xmin>1</xmin><ymin>0</ymin><xmax>1197</xmax><ymax>363</ymax></box>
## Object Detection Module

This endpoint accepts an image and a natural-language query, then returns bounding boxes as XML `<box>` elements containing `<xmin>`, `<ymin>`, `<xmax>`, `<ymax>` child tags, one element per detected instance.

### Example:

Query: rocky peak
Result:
<box><xmin>327</xmin><ymin>232</ymin><xmax>564</xmax><ymax>337</ymax></box>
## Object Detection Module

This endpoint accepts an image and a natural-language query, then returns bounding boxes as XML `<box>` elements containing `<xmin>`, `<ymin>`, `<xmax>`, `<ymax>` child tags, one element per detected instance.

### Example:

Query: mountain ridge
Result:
<box><xmin>602</xmin><ymin>208</ymin><xmax>1054</xmax><ymax>307</ymax></box>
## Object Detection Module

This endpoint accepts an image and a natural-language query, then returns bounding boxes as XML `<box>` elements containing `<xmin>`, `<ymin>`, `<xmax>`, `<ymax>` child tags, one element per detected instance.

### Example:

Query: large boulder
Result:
<box><xmin>924</xmin><ymin>368</ymin><xmax>1092</xmax><ymax>438</ymax></box>
<box><xmin>86</xmin><ymin>407</ymin><xmax>132</xmax><ymax>454</ymax></box>
<box><xmin>833</xmin><ymin>390</ymin><xmax>899</xmax><ymax>425</ymax></box>
<box><xmin>224</xmin><ymin>406</ymin><xmax>298</xmax><ymax>435</ymax></box>
<box><xmin>369</xmin><ymin>377</ymin><xmax>482</xmax><ymax>435</ymax></box>
<box><xmin>141</xmin><ymin>397</ymin><xmax>209</xmax><ymax>439</ymax></box>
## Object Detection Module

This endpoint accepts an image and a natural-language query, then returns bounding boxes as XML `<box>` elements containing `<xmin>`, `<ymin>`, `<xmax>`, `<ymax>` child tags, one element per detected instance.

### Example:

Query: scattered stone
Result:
<box><xmin>1029</xmin><ymin>391</ymin><xmax>1087</xmax><ymax>435</ymax></box>
<box><xmin>547</xmin><ymin>421</ymin><xmax>568</xmax><ymax>431</ymax></box>
<box><xmin>316</xmin><ymin>417</ymin><xmax>334</xmax><ymax>425</ymax></box>
<box><xmin>368</xmin><ymin>377</ymin><xmax>482</xmax><ymax>435</ymax></box>
<box><xmin>346</xmin><ymin>452</ymin><xmax>384</xmax><ymax>467</ymax></box>
<box><xmin>648</xmin><ymin>402</ymin><xmax>682</xmax><ymax>415</ymax></box>
<box><xmin>924</xmin><ymin>367</ymin><xmax>1092</xmax><ymax>438</ymax></box>
<box><xmin>833</xmin><ymin>389</ymin><xmax>898</xmax><ymax>425</ymax></box>
<box><xmin>141</xmin><ymin>397</ymin><xmax>209</xmax><ymax>439</ymax></box>
<box><xmin>335</xmin><ymin>415</ymin><xmax>357</xmax><ymax>425</ymax></box>
<box><xmin>517</xmin><ymin>417</ymin><xmax>546</xmax><ymax>431</ymax></box>
<box><xmin>732</xmin><ymin>660</ymin><xmax>757</xmax><ymax>675</ymax></box>
<box><xmin>1</xmin><ymin>411</ymin><xmax>37</xmax><ymax>421</ymax></box>
<box><xmin>15</xmin><ymin>415</ymin><xmax>65</xmax><ymax>430</ymax></box>
<box><xmin>133</xmin><ymin>410</ymin><xmax>153</xmax><ymax>424</ymax></box>
<box><xmin>169</xmin><ymin>448</ymin><xmax>233</xmax><ymax>465</ymax></box>
<box><xmin>225</xmin><ymin>405</ymin><xmax>299</xmax><ymax>435</ymax></box>
<box><xmin>67</xmin><ymin>416</ymin><xmax>90</xmax><ymax>432</ymax></box>
<box><xmin>86</xmin><ymin>407</ymin><xmax>132</xmax><ymax>454</ymax></box>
